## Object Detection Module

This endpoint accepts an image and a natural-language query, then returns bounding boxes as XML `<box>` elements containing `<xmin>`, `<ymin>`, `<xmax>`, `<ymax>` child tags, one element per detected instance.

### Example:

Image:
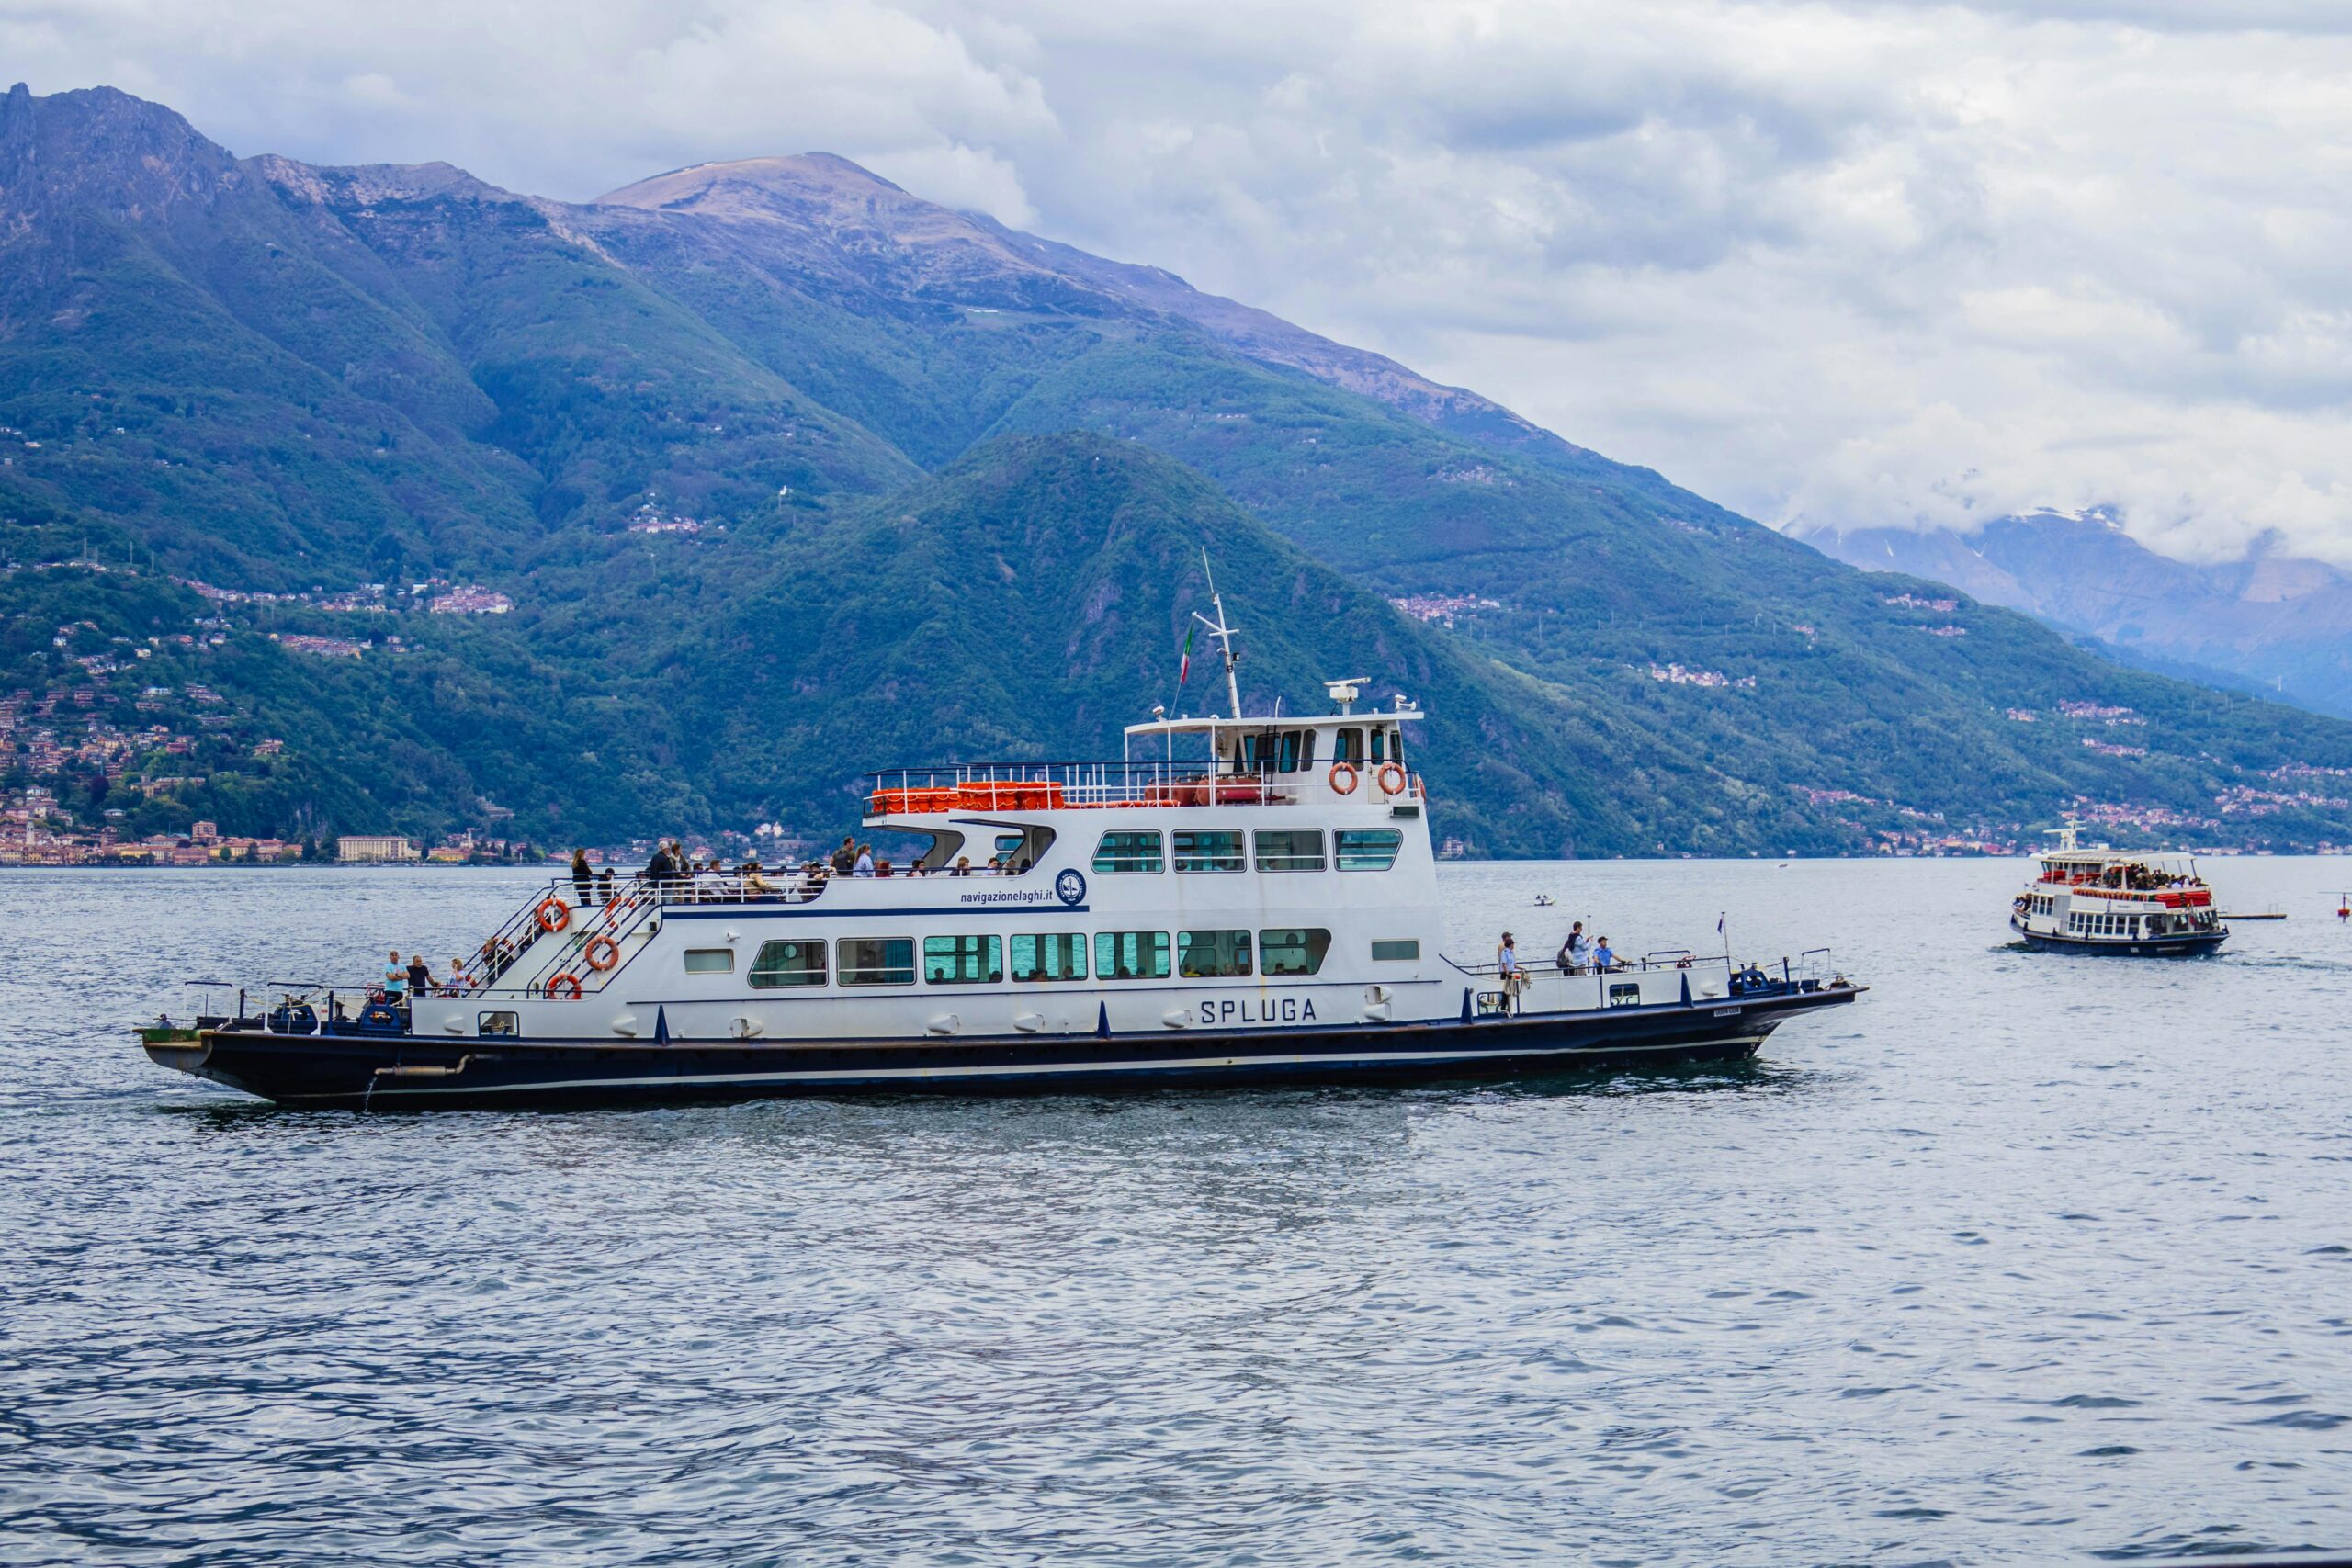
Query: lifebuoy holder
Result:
<box><xmin>583</xmin><ymin>933</ymin><xmax>621</xmax><ymax>972</ymax></box>
<box><xmin>1375</xmin><ymin>761</ymin><xmax>1408</xmax><ymax>797</ymax></box>
<box><xmin>1329</xmin><ymin>761</ymin><xmax>1360</xmax><ymax>795</ymax></box>
<box><xmin>545</xmin><ymin>972</ymin><xmax>583</xmax><ymax>999</ymax></box>
<box><xmin>537</xmin><ymin>896</ymin><xmax>571</xmax><ymax>932</ymax></box>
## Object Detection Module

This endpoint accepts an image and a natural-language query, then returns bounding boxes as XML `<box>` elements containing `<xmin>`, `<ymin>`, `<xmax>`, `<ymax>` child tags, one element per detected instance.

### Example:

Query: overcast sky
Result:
<box><xmin>9</xmin><ymin>0</ymin><xmax>2352</xmax><ymax>563</ymax></box>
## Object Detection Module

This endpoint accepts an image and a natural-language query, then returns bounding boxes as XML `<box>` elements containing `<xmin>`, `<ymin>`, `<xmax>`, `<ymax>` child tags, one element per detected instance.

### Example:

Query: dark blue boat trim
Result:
<box><xmin>146</xmin><ymin>987</ymin><xmax>1861</xmax><ymax>1109</ymax></box>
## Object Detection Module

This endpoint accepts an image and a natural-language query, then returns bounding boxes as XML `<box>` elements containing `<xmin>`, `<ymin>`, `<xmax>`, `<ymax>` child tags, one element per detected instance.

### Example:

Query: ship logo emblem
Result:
<box><xmin>1055</xmin><ymin>869</ymin><xmax>1087</xmax><ymax>907</ymax></box>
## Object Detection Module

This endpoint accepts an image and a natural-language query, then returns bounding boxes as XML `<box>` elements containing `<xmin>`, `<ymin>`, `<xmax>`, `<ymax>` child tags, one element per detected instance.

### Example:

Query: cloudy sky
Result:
<box><xmin>8</xmin><ymin>0</ymin><xmax>2352</xmax><ymax>563</ymax></box>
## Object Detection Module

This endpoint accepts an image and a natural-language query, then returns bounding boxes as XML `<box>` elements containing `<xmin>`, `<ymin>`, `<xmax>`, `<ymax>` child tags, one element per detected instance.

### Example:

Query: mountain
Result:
<box><xmin>1799</xmin><ymin>513</ymin><xmax>2352</xmax><ymax>721</ymax></box>
<box><xmin>7</xmin><ymin>83</ymin><xmax>2352</xmax><ymax>857</ymax></box>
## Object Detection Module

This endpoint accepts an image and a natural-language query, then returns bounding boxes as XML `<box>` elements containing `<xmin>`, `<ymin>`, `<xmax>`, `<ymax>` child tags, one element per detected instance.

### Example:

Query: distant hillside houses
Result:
<box><xmin>428</xmin><ymin>586</ymin><xmax>514</xmax><ymax>615</ymax></box>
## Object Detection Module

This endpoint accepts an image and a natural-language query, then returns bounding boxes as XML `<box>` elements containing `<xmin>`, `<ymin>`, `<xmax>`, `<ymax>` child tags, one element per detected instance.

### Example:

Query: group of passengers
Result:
<box><xmin>822</xmin><ymin>835</ymin><xmax>1028</xmax><ymax>880</ymax></box>
<box><xmin>1490</xmin><ymin>925</ymin><xmax>1628</xmax><ymax>1016</ymax></box>
<box><xmin>2104</xmin><ymin>863</ymin><xmax>2192</xmax><ymax>892</ymax></box>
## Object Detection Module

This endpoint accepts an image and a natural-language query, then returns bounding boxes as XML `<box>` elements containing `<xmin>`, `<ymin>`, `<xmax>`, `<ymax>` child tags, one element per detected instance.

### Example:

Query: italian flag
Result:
<box><xmin>1177</xmin><ymin>623</ymin><xmax>1194</xmax><ymax>688</ymax></box>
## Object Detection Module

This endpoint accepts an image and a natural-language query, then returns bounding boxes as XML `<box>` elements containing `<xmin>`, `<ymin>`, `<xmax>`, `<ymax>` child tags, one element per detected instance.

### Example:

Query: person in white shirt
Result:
<box><xmin>1556</xmin><ymin>921</ymin><xmax>1589</xmax><ymax>974</ymax></box>
<box><xmin>1497</xmin><ymin>931</ymin><xmax>1523</xmax><ymax>1014</ymax></box>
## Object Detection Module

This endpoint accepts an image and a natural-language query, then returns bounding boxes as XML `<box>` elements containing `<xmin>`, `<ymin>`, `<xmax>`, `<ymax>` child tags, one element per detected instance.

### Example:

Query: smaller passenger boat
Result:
<box><xmin>2008</xmin><ymin>825</ymin><xmax>2227</xmax><ymax>956</ymax></box>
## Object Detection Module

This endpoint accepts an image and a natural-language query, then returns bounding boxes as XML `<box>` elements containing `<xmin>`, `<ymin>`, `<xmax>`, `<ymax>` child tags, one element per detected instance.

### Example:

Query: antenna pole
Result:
<box><xmin>1195</xmin><ymin>547</ymin><xmax>1244</xmax><ymax>720</ymax></box>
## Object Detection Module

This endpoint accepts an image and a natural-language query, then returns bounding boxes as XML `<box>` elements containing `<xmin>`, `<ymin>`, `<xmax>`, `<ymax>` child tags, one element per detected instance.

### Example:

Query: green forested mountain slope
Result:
<box><xmin>6</xmin><ymin>83</ymin><xmax>2352</xmax><ymax>856</ymax></box>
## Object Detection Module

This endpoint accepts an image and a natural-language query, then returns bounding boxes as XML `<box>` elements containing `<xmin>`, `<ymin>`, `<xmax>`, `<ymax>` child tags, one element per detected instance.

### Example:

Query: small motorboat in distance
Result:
<box><xmin>139</xmin><ymin>585</ymin><xmax>1863</xmax><ymax>1109</ymax></box>
<box><xmin>2009</xmin><ymin>824</ymin><xmax>2227</xmax><ymax>956</ymax></box>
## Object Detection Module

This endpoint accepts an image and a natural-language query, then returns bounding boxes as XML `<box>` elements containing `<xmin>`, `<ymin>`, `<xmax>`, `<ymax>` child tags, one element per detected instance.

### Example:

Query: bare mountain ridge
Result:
<box><xmin>594</xmin><ymin>152</ymin><xmax>1576</xmax><ymax>451</ymax></box>
<box><xmin>1801</xmin><ymin>513</ymin><xmax>2352</xmax><ymax>718</ymax></box>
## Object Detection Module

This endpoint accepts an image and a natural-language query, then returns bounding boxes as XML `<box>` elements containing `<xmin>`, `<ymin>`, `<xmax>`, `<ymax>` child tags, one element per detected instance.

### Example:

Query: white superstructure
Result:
<box><xmin>407</xmin><ymin>690</ymin><xmax>1748</xmax><ymax>1048</ymax></box>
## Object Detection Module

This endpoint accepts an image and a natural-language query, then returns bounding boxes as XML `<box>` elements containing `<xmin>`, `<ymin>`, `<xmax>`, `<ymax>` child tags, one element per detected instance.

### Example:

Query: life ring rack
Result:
<box><xmin>536</xmin><ymin>896</ymin><xmax>571</xmax><ymax>932</ymax></box>
<box><xmin>583</xmin><ymin>933</ymin><xmax>621</xmax><ymax>972</ymax></box>
<box><xmin>1374</xmin><ymin>761</ymin><xmax>1408</xmax><ymax>797</ymax></box>
<box><xmin>1328</xmin><ymin>761</ymin><xmax>1360</xmax><ymax>795</ymax></box>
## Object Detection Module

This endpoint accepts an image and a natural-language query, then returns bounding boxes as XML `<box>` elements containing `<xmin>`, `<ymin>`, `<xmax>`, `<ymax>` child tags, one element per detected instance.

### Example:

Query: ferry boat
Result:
<box><xmin>2008</xmin><ymin>825</ymin><xmax>2227</xmax><ymax>956</ymax></box>
<box><xmin>140</xmin><ymin>599</ymin><xmax>1861</xmax><ymax>1108</ymax></box>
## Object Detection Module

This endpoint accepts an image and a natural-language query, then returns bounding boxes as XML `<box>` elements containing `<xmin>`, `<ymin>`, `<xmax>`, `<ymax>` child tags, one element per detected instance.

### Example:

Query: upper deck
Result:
<box><xmin>865</xmin><ymin>691</ymin><xmax>1428</xmax><ymax>820</ymax></box>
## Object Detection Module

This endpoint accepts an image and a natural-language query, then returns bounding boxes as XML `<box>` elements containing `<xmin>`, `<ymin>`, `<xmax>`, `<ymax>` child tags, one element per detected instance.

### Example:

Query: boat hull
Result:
<box><xmin>147</xmin><ymin>986</ymin><xmax>1860</xmax><ymax>1109</ymax></box>
<box><xmin>2010</xmin><ymin>917</ymin><xmax>2227</xmax><ymax>957</ymax></box>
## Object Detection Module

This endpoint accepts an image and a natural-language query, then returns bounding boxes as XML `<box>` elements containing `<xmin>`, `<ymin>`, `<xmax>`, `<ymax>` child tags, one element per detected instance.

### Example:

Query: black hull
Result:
<box><xmin>146</xmin><ymin>987</ymin><xmax>1860</xmax><ymax>1109</ymax></box>
<box><xmin>2011</xmin><ymin>919</ymin><xmax>2227</xmax><ymax>957</ymax></box>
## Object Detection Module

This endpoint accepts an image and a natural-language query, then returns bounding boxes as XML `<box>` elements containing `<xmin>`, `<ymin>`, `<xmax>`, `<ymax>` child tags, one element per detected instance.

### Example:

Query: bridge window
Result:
<box><xmin>1011</xmin><ymin>933</ymin><xmax>1087</xmax><ymax>982</ymax></box>
<box><xmin>1173</xmin><ymin>829</ymin><xmax>1243</xmax><ymax>873</ymax></box>
<box><xmin>837</xmin><ymin>937</ymin><xmax>915</xmax><ymax>987</ymax></box>
<box><xmin>1334</xmin><ymin>828</ymin><xmax>1404</xmax><ymax>871</ymax></box>
<box><xmin>1179</xmin><ymin>929</ymin><xmax>1251</xmax><ymax>978</ymax></box>
<box><xmin>684</xmin><ymin>948</ymin><xmax>734</xmax><ymax>975</ymax></box>
<box><xmin>1259</xmin><ymin>928</ymin><xmax>1331</xmax><ymax>976</ymax></box>
<box><xmin>924</xmin><ymin>934</ymin><xmax>1002</xmax><ymax>984</ymax></box>
<box><xmin>749</xmin><ymin>940</ymin><xmax>826</xmax><ymax>988</ymax></box>
<box><xmin>1091</xmin><ymin>830</ymin><xmax>1164</xmax><ymax>874</ymax></box>
<box><xmin>1095</xmin><ymin>931</ymin><xmax>1171</xmax><ymax>980</ymax></box>
<box><xmin>1254</xmin><ymin>829</ymin><xmax>1324</xmax><ymax>872</ymax></box>
<box><xmin>1371</xmin><ymin>939</ymin><xmax>1419</xmax><ymax>962</ymax></box>
<box><xmin>1335</xmin><ymin>728</ymin><xmax>1364</xmax><ymax>765</ymax></box>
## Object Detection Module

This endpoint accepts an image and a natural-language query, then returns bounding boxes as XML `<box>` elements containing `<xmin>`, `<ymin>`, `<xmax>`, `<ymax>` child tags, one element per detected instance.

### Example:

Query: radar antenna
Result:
<box><xmin>1193</xmin><ymin>548</ymin><xmax>1244</xmax><ymax>720</ymax></box>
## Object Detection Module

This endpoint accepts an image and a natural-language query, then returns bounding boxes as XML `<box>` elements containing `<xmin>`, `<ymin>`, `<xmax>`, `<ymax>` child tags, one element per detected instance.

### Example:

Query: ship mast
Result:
<box><xmin>1193</xmin><ymin>549</ymin><xmax>1244</xmax><ymax>719</ymax></box>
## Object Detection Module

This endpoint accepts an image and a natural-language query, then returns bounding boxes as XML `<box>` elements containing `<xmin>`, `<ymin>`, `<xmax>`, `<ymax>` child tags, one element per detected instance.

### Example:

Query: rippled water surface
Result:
<box><xmin>4</xmin><ymin>858</ymin><xmax>2350</xmax><ymax>1565</ymax></box>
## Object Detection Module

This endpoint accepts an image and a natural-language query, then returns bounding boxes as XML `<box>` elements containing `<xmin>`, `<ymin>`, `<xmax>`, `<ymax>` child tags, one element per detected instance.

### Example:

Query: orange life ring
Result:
<box><xmin>1329</xmin><ymin>761</ymin><xmax>1360</xmax><ymax>795</ymax></box>
<box><xmin>583</xmin><ymin>933</ymin><xmax>620</xmax><ymax>972</ymax></box>
<box><xmin>1375</xmin><ymin>761</ymin><xmax>1408</xmax><ymax>797</ymax></box>
<box><xmin>537</xmin><ymin>896</ymin><xmax>571</xmax><ymax>932</ymax></box>
<box><xmin>545</xmin><ymin>972</ymin><xmax>582</xmax><ymax>999</ymax></box>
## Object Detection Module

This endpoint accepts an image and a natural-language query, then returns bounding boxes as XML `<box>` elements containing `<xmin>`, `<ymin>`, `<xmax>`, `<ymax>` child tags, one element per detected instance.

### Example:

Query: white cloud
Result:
<box><xmin>7</xmin><ymin>0</ymin><xmax>2352</xmax><ymax>561</ymax></box>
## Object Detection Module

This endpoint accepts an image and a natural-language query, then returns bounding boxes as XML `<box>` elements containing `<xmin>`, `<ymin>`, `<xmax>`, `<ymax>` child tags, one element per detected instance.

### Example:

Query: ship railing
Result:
<box><xmin>462</xmin><ymin>871</ymin><xmax>830</xmax><ymax>1000</ymax></box>
<box><xmin>863</xmin><ymin>759</ymin><xmax>1424</xmax><ymax>814</ymax></box>
<box><xmin>1458</xmin><ymin>952</ymin><xmax>1735</xmax><ymax>978</ymax></box>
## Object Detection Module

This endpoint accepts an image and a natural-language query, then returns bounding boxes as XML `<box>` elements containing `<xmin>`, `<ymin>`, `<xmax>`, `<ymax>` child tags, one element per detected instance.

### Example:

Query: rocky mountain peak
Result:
<box><xmin>0</xmin><ymin>85</ymin><xmax>245</xmax><ymax>230</ymax></box>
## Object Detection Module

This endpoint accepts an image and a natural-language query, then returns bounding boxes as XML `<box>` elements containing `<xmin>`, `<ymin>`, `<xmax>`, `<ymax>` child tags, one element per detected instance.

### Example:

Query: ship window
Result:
<box><xmin>477</xmin><ymin>1010</ymin><xmax>519</xmax><ymax>1037</ymax></box>
<box><xmin>1011</xmin><ymin>933</ymin><xmax>1087</xmax><ymax>982</ymax></box>
<box><xmin>1094</xmin><ymin>931</ymin><xmax>1171</xmax><ymax>980</ymax></box>
<box><xmin>1173</xmin><ymin>829</ymin><xmax>1244</xmax><ymax>873</ymax></box>
<box><xmin>1608</xmin><ymin>983</ymin><xmax>1642</xmax><ymax>1008</ymax></box>
<box><xmin>684</xmin><ymin>948</ymin><xmax>734</xmax><ymax>975</ymax></box>
<box><xmin>1335</xmin><ymin>728</ymin><xmax>1364</xmax><ymax>764</ymax></box>
<box><xmin>1260</xmin><ymin>928</ymin><xmax>1331</xmax><ymax>976</ymax></box>
<box><xmin>924</xmin><ymin>934</ymin><xmax>1002</xmax><ymax>984</ymax></box>
<box><xmin>1179</xmin><ymin>930</ymin><xmax>1252</xmax><ymax>978</ymax></box>
<box><xmin>1277</xmin><ymin>729</ymin><xmax>1305</xmax><ymax>773</ymax></box>
<box><xmin>1371</xmin><ymin>939</ymin><xmax>1419</xmax><ymax>962</ymax></box>
<box><xmin>1091</xmin><ymin>830</ymin><xmax>1164</xmax><ymax>874</ymax></box>
<box><xmin>1334</xmin><ymin>828</ymin><xmax>1404</xmax><ymax>871</ymax></box>
<box><xmin>838</xmin><ymin>937</ymin><xmax>915</xmax><ymax>986</ymax></box>
<box><xmin>749</xmin><ymin>940</ymin><xmax>826</xmax><ymax>988</ymax></box>
<box><xmin>1254</xmin><ymin>829</ymin><xmax>1324</xmax><ymax>872</ymax></box>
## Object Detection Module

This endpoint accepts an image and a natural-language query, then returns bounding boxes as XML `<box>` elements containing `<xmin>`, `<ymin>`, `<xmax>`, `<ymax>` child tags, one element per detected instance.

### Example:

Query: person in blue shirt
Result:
<box><xmin>1592</xmin><ymin>936</ymin><xmax>1617</xmax><ymax>972</ymax></box>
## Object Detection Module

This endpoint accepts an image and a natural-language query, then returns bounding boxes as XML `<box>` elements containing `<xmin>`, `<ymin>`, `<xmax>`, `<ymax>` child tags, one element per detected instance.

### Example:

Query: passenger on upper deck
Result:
<box><xmin>1593</xmin><ymin>937</ymin><xmax>1619</xmax><ymax>972</ymax></box>
<box><xmin>571</xmin><ymin>849</ymin><xmax>594</xmax><ymax>905</ymax></box>
<box><xmin>831</xmin><ymin>837</ymin><xmax>857</xmax><ymax>875</ymax></box>
<box><xmin>1497</xmin><ymin>932</ymin><xmax>1522</xmax><ymax>1014</ymax></box>
<box><xmin>854</xmin><ymin>843</ymin><xmax>876</xmax><ymax>877</ymax></box>
<box><xmin>952</xmin><ymin>856</ymin><xmax>972</xmax><ymax>876</ymax></box>
<box><xmin>1557</xmin><ymin>922</ymin><xmax>1589</xmax><ymax>974</ymax></box>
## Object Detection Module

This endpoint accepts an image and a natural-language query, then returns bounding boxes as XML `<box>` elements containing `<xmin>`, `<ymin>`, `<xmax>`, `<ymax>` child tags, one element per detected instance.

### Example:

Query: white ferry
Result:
<box><xmin>142</xmin><ymin>603</ymin><xmax>1861</xmax><ymax>1107</ymax></box>
<box><xmin>2008</xmin><ymin>824</ymin><xmax>2227</xmax><ymax>956</ymax></box>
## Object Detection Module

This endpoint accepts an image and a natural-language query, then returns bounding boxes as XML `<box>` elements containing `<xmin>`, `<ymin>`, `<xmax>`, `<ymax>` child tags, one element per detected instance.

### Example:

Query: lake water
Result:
<box><xmin>3</xmin><ymin>858</ymin><xmax>2349</xmax><ymax>1565</ymax></box>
